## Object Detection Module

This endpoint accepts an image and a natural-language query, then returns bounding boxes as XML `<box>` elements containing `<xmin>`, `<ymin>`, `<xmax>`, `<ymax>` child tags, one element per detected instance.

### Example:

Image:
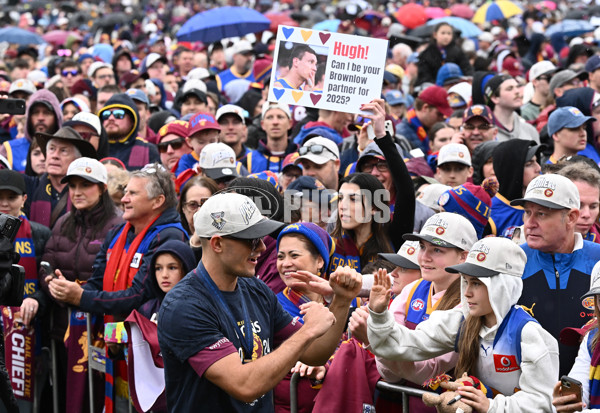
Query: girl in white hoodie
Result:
<box><xmin>367</xmin><ymin>237</ymin><xmax>559</xmax><ymax>413</ymax></box>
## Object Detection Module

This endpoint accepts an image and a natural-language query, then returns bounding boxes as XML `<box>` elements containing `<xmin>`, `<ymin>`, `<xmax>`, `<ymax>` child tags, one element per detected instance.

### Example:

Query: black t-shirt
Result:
<box><xmin>158</xmin><ymin>267</ymin><xmax>298</xmax><ymax>412</ymax></box>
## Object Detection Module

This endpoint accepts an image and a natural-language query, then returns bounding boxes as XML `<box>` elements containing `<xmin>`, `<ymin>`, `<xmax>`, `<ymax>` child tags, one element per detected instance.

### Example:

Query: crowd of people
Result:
<box><xmin>2</xmin><ymin>0</ymin><xmax>600</xmax><ymax>412</ymax></box>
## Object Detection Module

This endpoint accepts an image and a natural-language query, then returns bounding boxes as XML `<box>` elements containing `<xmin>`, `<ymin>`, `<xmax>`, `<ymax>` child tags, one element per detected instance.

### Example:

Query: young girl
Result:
<box><xmin>416</xmin><ymin>22</ymin><xmax>473</xmax><ymax>87</ymax></box>
<box><xmin>138</xmin><ymin>240</ymin><xmax>196</xmax><ymax>321</ymax></box>
<box><xmin>552</xmin><ymin>260</ymin><xmax>600</xmax><ymax>411</ymax></box>
<box><xmin>368</xmin><ymin>237</ymin><xmax>559</xmax><ymax>412</ymax></box>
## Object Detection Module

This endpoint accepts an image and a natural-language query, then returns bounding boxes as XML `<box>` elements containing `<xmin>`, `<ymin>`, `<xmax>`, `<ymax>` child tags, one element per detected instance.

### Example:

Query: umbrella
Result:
<box><xmin>545</xmin><ymin>19</ymin><xmax>595</xmax><ymax>37</ymax></box>
<box><xmin>43</xmin><ymin>30</ymin><xmax>82</xmax><ymax>46</ymax></box>
<box><xmin>565</xmin><ymin>9</ymin><xmax>586</xmax><ymax>19</ymax></box>
<box><xmin>450</xmin><ymin>4</ymin><xmax>474</xmax><ymax>19</ymax></box>
<box><xmin>409</xmin><ymin>24</ymin><xmax>435</xmax><ymax>38</ymax></box>
<box><xmin>93</xmin><ymin>12</ymin><xmax>130</xmax><ymax>30</ymax></box>
<box><xmin>355</xmin><ymin>10</ymin><xmax>387</xmax><ymax>31</ymax></box>
<box><xmin>535</xmin><ymin>1</ymin><xmax>557</xmax><ymax>11</ymax></box>
<box><xmin>427</xmin><ymin>16</ymin><xmax>482</xmax><ymax>38</ymax></box>
<box><xmin>0</xmin><ymin>27</ymin><xmax>44</xmax><ymax>45</ymax></box>
<box><xmin>395</xmin><ymin>4</ymin><xmax>427</xmax><ymax>30</ymax></box>
<box><xmin>425</xmin><ymin>7</ymin><xmax>447</xmax><ymax>19</ymax></box>
<box><xmin>177</xmin><ymin>6</ymin><xmax>270</xmax><ymax>43</ymax></box>
<box><xmin>312</xmin><ymin>19</ymin><xmax>341</xmax><ymax>32</ymax></box>
<box><xmin>264</xmin><ymin>12</ymin><xmax>298</xmax><ymax>32</ymax></box>
<box><xmin>472</xmin><ymin>0</ymin><xmax>522</xmax><ymax>23</ymax></box>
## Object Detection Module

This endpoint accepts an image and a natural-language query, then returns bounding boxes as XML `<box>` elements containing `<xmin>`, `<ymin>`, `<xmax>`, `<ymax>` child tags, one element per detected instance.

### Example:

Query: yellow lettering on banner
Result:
<box><xmin>291</xmin><ymin>91</ymin><xmax>303</xmax><ymax>102</ymax></box>
<box><xmin>301</xmin><ymin>30</ymin><xmax>312</xmax><ymax>41</ymax></box>
<box><xmin>15</xmin><ymin>241</ymin><xmax>31</xmax><ymax>255</ymax></box>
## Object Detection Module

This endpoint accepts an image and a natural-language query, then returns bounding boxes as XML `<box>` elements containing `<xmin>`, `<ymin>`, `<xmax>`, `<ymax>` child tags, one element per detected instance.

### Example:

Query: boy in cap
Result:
<box><xmin>175</xmin><ymin>112</ymin><xmax>221</xmax><ymax>177</ymax></box>
<box><xmin>520</xmin><ymin>61</ymin><xmax>556</xmax><ymax>121</ymax></box>
<box><xmin>513</xmin><ymin>174</ymin><xmax>600</xmax><ymax>375</ymax></box>
<box><xmin>157</xmin><ymin>192</ymin><xmax>361</xmax><ymax>412</ymax></box>
<box><xmin>547</xmin><ymin>107</ymin><xmax>596</xmax><ymax>164</ymax></box>
<box><xmin>435</xmin><ymin>143</ymin><xmax>473</xmax><ymax>187</ymax></box>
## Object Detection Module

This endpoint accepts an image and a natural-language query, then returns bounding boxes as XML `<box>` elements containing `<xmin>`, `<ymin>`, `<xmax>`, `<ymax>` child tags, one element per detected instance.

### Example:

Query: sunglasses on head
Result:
<box><xmin>100</xmin><ymin>109</ymin><xmax>126</xmax><ymax>121</ymax></box>
<box><xmin>157</xmin><ymin>137</ymin><xmax>185</xmax><ymax>153</ymax></box>
<box><xmin>62</xmin><ymin>69</ymin><xmax>79</xmax><ymax>77</ymax></box>
<box><xmin>299</xmin><ymin>144</ymin><xmax>337</xmax><ymax>158</ymax></box>
<box><xmin>57</xmin><ymin>49</ymin><xmax>72</xmax><ymax>57</ymax></box>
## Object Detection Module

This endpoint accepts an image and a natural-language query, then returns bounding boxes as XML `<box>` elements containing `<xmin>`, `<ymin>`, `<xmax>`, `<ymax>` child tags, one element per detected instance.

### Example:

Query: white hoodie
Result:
<box><xmin>367</xmin><ymin>272</ymin><xmax>559</xmax><ymax>413</ymax></box>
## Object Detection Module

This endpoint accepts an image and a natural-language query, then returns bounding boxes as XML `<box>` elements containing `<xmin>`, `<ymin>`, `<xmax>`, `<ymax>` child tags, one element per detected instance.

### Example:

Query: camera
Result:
<box><xmin>0</xmin><ymin>213</ymin><xmax>25</xmax><ymax>307</ymax></box>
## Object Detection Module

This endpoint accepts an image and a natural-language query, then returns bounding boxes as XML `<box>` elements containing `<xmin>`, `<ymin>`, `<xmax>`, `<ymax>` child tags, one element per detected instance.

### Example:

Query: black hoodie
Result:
<box><xmin>102</xmin><ymin>93</ymin><xmax>160</xmax><ymax>171</ymax></box>
<box><xmin>493</xmin><ymin>139</ymin><xmax>539</xmax><ymax>201</ymax></box>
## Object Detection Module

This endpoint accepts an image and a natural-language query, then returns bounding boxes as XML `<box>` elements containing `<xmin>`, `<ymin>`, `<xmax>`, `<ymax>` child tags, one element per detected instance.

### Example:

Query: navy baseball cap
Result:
<box><xmin>126</xmin><ymin>88</ymin><xmax>149</xmax><ymax>106</ymax></box>
<box><xmin>436</xmin><ymin>63</ymin><xmax>465</xmax><ymax>87</ymax></box>
<box><xmin>586</xmin><ymin>55</ymin><xmax>600</xmax><ymax>73</ymax></box>
<box><xmin>385</xmin><ymin>90</ymin><xmax>408</xmax><ymax>106</ymax></box>
<box><xmin>547</xmin><ymin>106</ymin><xmax>595</xmax><ymax>136</ymax></box>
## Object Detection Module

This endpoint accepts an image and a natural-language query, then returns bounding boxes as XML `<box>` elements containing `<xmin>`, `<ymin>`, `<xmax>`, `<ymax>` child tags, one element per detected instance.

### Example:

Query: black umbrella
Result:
<box><xmin>60</xmin><ymin>3</ymin><xmax>78</xmax><ymax>13</ymax></box>
<box><xmin>565</xmin><ymin>9</ymin><xmax>586</xmax><ymax>19</ymax></box>
<box><xmin>93</xmin><ymin>12</ymin><xmax>130</xmax><ymax>30</ymax></box>
<box><xmin>389</xmin><ymin>34</ymin><xmax>426</xmax><ymax>50</ymax></box>
<box><xmin>410</xmin><ymin>24</ymin><xmax>462</xmax><ymax>38</ymax></box>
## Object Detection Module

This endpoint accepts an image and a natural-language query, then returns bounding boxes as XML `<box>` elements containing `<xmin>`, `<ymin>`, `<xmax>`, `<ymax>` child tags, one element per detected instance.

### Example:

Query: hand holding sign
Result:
<box><xmin>269</xmin><ymin>25</ymin><xmax>388</xmax><ymax>115</ymax></box>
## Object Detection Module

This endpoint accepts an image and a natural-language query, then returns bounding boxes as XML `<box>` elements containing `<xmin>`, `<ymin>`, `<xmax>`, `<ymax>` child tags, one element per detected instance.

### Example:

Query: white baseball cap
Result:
<box><xmin>511</xmin><ymin>174</ymin><xmax>580</xmax><ymax>210</ymax></box>
<box><xmin>446</xmin><ymin>237</ymin><xmax>527</xmax><ymax>278</ymax></box>
<box><xmin>582</xmin><ymin>261</ymin><xmax>600</xmax><ymax>299</ymax></box>
<box><xmin>379</xmin><ymin>240</ymin><xmax>421</xmax><ymax>270</ymax></box>
<box><xmin>216</xmin><ymin>104</ymin><xmax>246</xmax><ymax>123</ymax></box>
<box><xmin>437</xmin><ymin>143</ymin><xmax>471</xmax><ymax>167</ymax></box>
<box><xmin>232</xmin><ymin>40</ymin><xmax>253</xmax><ymax>55</ymax></box>
<box><xmin>199</xmin><ymin>142</ymin><xmax>240</xmax><ymax>180</ymax></box>
<box><xmin>61</xmin><ymin>157</ymin><xmax>108</xmax><ymax>184</ymax></box>
<box><xmin>529</xmin><ymin>61</ymin><xmax>557</xmax><ymax>81</ymax></box>
<box><xmin>416</xmin><ymin>184</ymin><xmax>451</xmax><ymax>212</ymax></box>
<box><xmin>295</xmin><ymin>137</ymin><xmax>340</xmax><ymax>165</ymax></box>
<box><xmin>182</xmin><ymin>78</ymin><xmax>207</xmax><ymax>94</ymax></box>
<box><xmin>261</xmin><ymin>101</ymin><xmax>291</xmax><ymax>119</ymax></box>
<box><xmin>88</xmin><ymin>62</ymin><xmax>113</xmax><ymax>78</ymax></box>
<box><xmin>9</xmin><ymin>79</ymin><xmax>36</xmax><ymax>96</ymax></box>
<box><xmin>69</xmin><ymin>112</ymin><xmax>102</xmax><ymax>135</ymax></box>
<box><xmin>403</xmin><ymin>212</ymin><xmax>477</xmax><ymax>251</ymax></box>
<box><xmin>187</xmin><ymin>67</ymin><xmax>210</xmax><ymax>81</ymax></box>
<box><xmin>194</xmin><ymin>192</ymin><xmax>284</xmax><ymax>239</ymax></box>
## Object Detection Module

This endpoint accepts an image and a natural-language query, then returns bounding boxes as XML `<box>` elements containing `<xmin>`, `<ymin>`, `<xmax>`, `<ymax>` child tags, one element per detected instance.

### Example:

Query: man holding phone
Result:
<box><xmin>452</xmin><ymin>104</ymin><xmax>498</xmax><ymax>154</ymax></box>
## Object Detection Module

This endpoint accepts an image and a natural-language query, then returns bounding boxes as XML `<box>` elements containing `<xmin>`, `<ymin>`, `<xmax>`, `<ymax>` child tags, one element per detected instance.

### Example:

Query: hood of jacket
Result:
<box><xmin>101</xmin><ymin>93</ymin><xmax>140</xmax><ymax>144</ymax></box>
<box><xmin>471</xmin><ymin>71</ymin><xmax>495</xmax><ymax>106</ymax></box>
<box><xmin>150</xmin><ymin>78</ymin><xmax>167</xmax><ymax>110</ymax></box>
<box><xmin>471</xmin><ymin>141</ymin><xmax>501</xmax><ymax>186</ymax></box>
<box><xmin>26</xmin><ymin>89</ymin><xmax>63</xmax><ymax>141</ymax></box>
<box><xmin>460</xmin><ymin>271</ymin><xmax>523</xmax><ymax>339</ymax></box>
<box><xmin>493</xmin><ymin>139</ymin><xmax>539</xmax><ymax>201</ymax></box>
<box><xmin>148</xmin><ymin>239</ymin><xmax>196</xmax><ymax>300</ymax></box>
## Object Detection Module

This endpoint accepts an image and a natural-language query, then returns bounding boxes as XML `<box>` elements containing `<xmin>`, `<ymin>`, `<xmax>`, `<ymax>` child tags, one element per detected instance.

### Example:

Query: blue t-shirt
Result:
<box><xmin>158</xmin><ymin>266</ymin><xmax>296</xmax><ymax>412</ymax></box>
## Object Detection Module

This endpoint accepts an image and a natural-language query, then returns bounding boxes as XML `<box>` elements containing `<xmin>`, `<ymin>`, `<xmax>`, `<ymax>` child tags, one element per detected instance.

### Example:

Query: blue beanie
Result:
<box><xmin>277</xmin><ymin>222</ymin><xmax>335</xmax><ymax>274</ymax></box>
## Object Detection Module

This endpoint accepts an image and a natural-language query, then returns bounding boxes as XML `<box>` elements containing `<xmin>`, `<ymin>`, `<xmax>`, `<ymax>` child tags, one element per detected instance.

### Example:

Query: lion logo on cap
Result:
<box><xmin>85</xmin><ymin>167</ymin><xmax>92</xmax><ymax>173</ymax></box>
<box><xmin>471</xmin><ymin>105</ymin><xmax>484</xmax><ymax>116</ymax></box>
<box><xmin>544</xmin><ymin>188</ymin><xmax>554</xmax><ymax>198</ymax></box>
<box><xmin>582</xmin><ymin>297</ymin><xmax>595</xmax><ymax>310</ymax></box>
<box><xmin>435</xmin><ymin>226</ymin><xmax>445</xmax><ymax>235</ymax></box>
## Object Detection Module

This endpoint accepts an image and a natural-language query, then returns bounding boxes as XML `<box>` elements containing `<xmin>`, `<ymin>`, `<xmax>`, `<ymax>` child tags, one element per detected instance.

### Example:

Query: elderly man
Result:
<box><xmin>25</xmin><ymin>126</ymin><xmax>96</xmax><ymax>228</ymax></box>
<box><xmin>512</xmin><ymin>174</ymin><xmax>600</xmax><ymax>376</ymax></box>
<box><xmin>46</xmin><ymin>164</ymin><xmax>188</xmax><ymax>317</ymax></box>
<box><xmin>158</xmin><ymin>192</ymin><xmax>361</xmax><ymax>411</ymax></box>
<box><xmin>295</xmin><ymin>136</ymin><xmax>341</xmax><ymax>191</ymax></box>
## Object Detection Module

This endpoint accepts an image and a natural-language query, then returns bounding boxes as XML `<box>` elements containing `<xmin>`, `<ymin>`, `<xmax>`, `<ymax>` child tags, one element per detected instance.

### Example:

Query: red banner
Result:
<box><xmin>1</xmin><ymin>306</ymin><xmax>34</xmax><ymax>401</ymax></box>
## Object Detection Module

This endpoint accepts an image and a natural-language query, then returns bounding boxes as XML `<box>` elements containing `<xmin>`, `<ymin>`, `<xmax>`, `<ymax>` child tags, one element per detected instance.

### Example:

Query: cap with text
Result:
<box><xmin>379</xmin><ymin>240</ymin><xmax>421</xmax><ymax>270</ymax></box>
<box><xmin>511</xmin><ymin>173</ymin><xmax>580</xmax><ymax>210</ymax></box>
<box><xmin>403</xmin><ymin>212</ymin><xmax>477</xmax><ymax>251</ymax></box>
<box><xmin>198</xmin><ymin>142</ymin><xmax>239</xmax><ymax>180</ymax></box>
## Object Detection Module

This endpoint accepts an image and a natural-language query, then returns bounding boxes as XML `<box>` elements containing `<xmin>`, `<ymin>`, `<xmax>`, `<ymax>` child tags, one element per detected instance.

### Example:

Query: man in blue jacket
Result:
<box><xmin>513</xmin><ymin>173</ymin><xmax>600</xmax><ymax>376</ymax></box>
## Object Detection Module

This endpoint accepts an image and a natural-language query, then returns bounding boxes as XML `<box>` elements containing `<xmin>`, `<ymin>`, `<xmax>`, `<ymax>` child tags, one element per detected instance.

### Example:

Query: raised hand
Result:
<box><xmin>368</xmin><ymin>268</ymin><xmax>391</xmax><ymax>313</ymax></box>
<box><xmin>359</xmin><ymin>99</ymin><xmax>386</xmax><ymax>138</ymax></box>
<box><xmin>300</xmin><ymin>301</ymin><xmax>336</xmax><ymax>339</ymax></box>
<box><xmin>348</xmin><ymin>306</ymin><xmax>370</xmax><ymax>345</ymax></box>
<box><xmin>289</xmin><ymin>270</ymin><xmax>334</xmax><ymax>298</ymax></box>
<box><xmin>329</xmin><ymin>266</ymin><xmax>362</xmax><ymax>302</ymax></box>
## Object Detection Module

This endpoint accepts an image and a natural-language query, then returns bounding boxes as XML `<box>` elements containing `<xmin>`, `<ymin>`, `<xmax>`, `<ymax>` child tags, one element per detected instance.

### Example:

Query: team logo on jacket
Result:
<box><xmin>493</xmin><ymin>354</ymin><xmax>520</xmax><ymax>373</ymax></box>
<box><xmin>411</xmin><ymin>298</ymin><xmax>425</xmax><ymax>311</ymax></box>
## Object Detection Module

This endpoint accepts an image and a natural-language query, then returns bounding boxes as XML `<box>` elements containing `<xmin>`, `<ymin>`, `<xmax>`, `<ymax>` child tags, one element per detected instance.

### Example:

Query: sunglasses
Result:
<box><xmin>298</xmin><ymin>144</ymin><xmax>337</xmax><ymax>158</ymax></box>
<box><xmin>224</xmin><ymin>236</ymin><xmax>264</xmax><ymax>251</ymax></box>
<box><xmin>360</xmin><ymin>160</ymin><xmax>389</xmax><ymax>173</ymax></box>
<box><xmin>157</xmin><ymin>137</ymin><xmax>185</xmax><ymax>153</ymax></box>
<box><xmin>182</xmin><ymin>198</ymin><xmax>209</xmax><ymax>212</ymax></box>
<box><xmin>463</xmin><ymin>123</ymin><xmax>493</xmax><ymax>131</ymax></box>
<box><xmin>100</xmin><ymin>109</ymin><xmax>126</xmax><ymax>121</ymax></box>
<box><xmin>57</xmin><ymin>49</ymin><xmax>72</xmax><ymax>57</ymax></box>
<box><xmin>62</xmin><ymin>69</ymin><xmax>79</xmax><ymax>77</ymax></box>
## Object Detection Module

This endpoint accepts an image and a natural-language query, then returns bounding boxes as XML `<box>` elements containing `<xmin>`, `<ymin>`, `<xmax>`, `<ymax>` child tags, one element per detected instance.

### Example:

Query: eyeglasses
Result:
<box><xmin>157</xmin><ymin>138</ymin><xmax>185</xmax><ymax>153</ymax></box>
<box><xmin>537</xmin><ymin>76</ymin><xmax>551</xmax><ymax>82</ymax></box>
<box><xmin>97</xmin><ymin>74</ymin><xmax>115</xmax><ymax>80</ymax></box>
<box><xmin>62</xmin><ymin>69</ymin><xmax>79</xmax><ymax>77</ymax></box>
<box><xmin>100</xmin><ymin>109</ymin><xmax>126</xmax><ymax>121</ymax></box>
<box><xmin>182</xmin><ymin>198</ymin><xmax>209</xmax><ymax>212</ymax></box>
<box><xmin>224</xmin><ymin>236</ymin><xmax>264</xmax><ymax>252</ymax></box>
<box><xmin>360</xmin><ymin>160</ymin><xmax>389</xmax><ymax>173</ymax></box>
<box><xmin>299</xmin><ymin>144</ymin><xmax>338</xmax><ymax>158</ymax></box>
<box><xmin>463</xmin><ymin>123</ymin><xmax>493</xmax><ymax>131</ymax></box>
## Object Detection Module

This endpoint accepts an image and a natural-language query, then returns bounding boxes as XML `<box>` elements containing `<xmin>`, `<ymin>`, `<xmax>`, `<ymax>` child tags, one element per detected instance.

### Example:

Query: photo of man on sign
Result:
<box><xmin>274</xmin><ymin>44</ymin><xmax>323</xmax><ymax>91</ymax></box>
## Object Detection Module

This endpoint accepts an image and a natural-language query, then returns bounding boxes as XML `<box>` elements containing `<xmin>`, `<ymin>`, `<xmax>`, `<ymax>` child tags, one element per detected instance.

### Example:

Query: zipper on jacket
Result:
<box><xmin>552</xmin><ymin>254</ymin><xmax>559</xmax><ymax>289</ymax></box>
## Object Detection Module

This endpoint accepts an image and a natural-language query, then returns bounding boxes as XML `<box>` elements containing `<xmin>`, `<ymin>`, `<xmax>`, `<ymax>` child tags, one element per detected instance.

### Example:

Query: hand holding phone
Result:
<box><xmin>560</xmin><ymin>376</ymin><xmax>582</xmax><ymax>404</ymax></box>
<box><xmin>40</xmin><ymin>261</ymin><xmax>55</xmax><ymax>278</ymax></box>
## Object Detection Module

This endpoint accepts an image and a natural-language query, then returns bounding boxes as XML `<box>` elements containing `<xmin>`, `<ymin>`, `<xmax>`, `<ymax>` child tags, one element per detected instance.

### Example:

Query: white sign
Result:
<box><xmin>268</xmin><ymin>25</ymin><xmax>388</xmax><ymax>114</ymax></box>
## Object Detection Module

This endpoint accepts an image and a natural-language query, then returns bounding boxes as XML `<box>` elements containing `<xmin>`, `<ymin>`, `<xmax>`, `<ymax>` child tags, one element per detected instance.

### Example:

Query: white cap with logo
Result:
<box><xmin>379</xmin><ymin>240</ymin><xmax>421</xmax><ymax>270</ymax></box>
<box><xmin>403</xmin><ymin>212</ymin><xmax>477</xmax><ymax>251</ymax></box>
<box><xmin>438</xmin><ymin>143</ymin><xmax>471</xmax><ymax>167</ymax></box>
<box><xmin>199</xmin><ymin>142</ymin><xmax>240</xmax><ymax>180</ymax></box>
<box><xmin>295</xmin><ymin>136</ymin><xmax>340</xmax><ymax>165</ymax></box>
<box><xmin>511</xmin><ymin>174</ymin><xmax>580</xmax><ymax>210</ymax></box>
<box><xmin>446</xmin><ymin>237</ymin><xmax>527</xmax><ymax>278</ymax></box>
<box><xmin>61</xmin><ymin>157</ymin><xmax>108</xmax><ymax>185</ymax></box>
<box><xmin>194</xmin><ymin>192</ymin><xmax>284</xmax><ymax>239</ymax></box>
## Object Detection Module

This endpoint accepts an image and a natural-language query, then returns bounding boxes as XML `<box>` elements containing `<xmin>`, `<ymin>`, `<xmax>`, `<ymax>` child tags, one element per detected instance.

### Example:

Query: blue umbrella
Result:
<box><xmin>177</xmin><ymin>6</ymin><xmax>271</xmax><ymax>43</ymax></box>
<box><xmin>0</xmin><ymin>27</ymin><xmax>44</xmax><ymax>45</ymax></box>
<box><xmin>312</xmin><ymin>19</ymin><xmax>341</xmax><ymax>32</ymax></box>
<box><xmin>545</xmin><ymin>19</ymin><xmax>595</xmax><ymax>37</ymax></box>
<box><xmin>426</xmin><ymin>16</ymin><xmax>483</xmax><ymax>38</ymax></box>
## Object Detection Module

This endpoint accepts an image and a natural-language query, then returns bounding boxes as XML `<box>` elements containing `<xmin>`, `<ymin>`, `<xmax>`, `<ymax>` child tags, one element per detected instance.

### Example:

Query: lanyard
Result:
<box><xmin>197</xmin><ymin>262</ymin><xmax>254</xmax><ymax>360</ymax></box>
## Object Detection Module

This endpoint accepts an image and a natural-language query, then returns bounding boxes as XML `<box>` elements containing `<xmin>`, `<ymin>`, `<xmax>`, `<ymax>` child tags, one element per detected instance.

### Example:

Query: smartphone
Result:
<box><xmin>40</xmin><ymin>261</ymin><xmax>55</xmax><ymax>278</ymax></box>
<box><xmin>384</xmin><ymin>120</ymin><xmax>394</xmax><ymax>137</ymax></box>
<box><xmin>560</xmin><ymin>376</ymin><xmax>582</xmax><ymax>403</ymax></box>
<box><xmin>0</xmin><ymin>99</ymin><xmax>26</xmax><ymax>115</ymax></box>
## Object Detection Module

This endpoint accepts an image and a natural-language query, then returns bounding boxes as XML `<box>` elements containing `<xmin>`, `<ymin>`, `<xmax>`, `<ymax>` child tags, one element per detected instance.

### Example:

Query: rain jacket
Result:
<box><xmin>368</xmin><ymin>270</ymin><xmax>558</xmax><ymax>412</ymax></box>
<box><xmin>102</xmin><ymin>93</ymin><xmax>160</xmax><ymax>171</ymax></box>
